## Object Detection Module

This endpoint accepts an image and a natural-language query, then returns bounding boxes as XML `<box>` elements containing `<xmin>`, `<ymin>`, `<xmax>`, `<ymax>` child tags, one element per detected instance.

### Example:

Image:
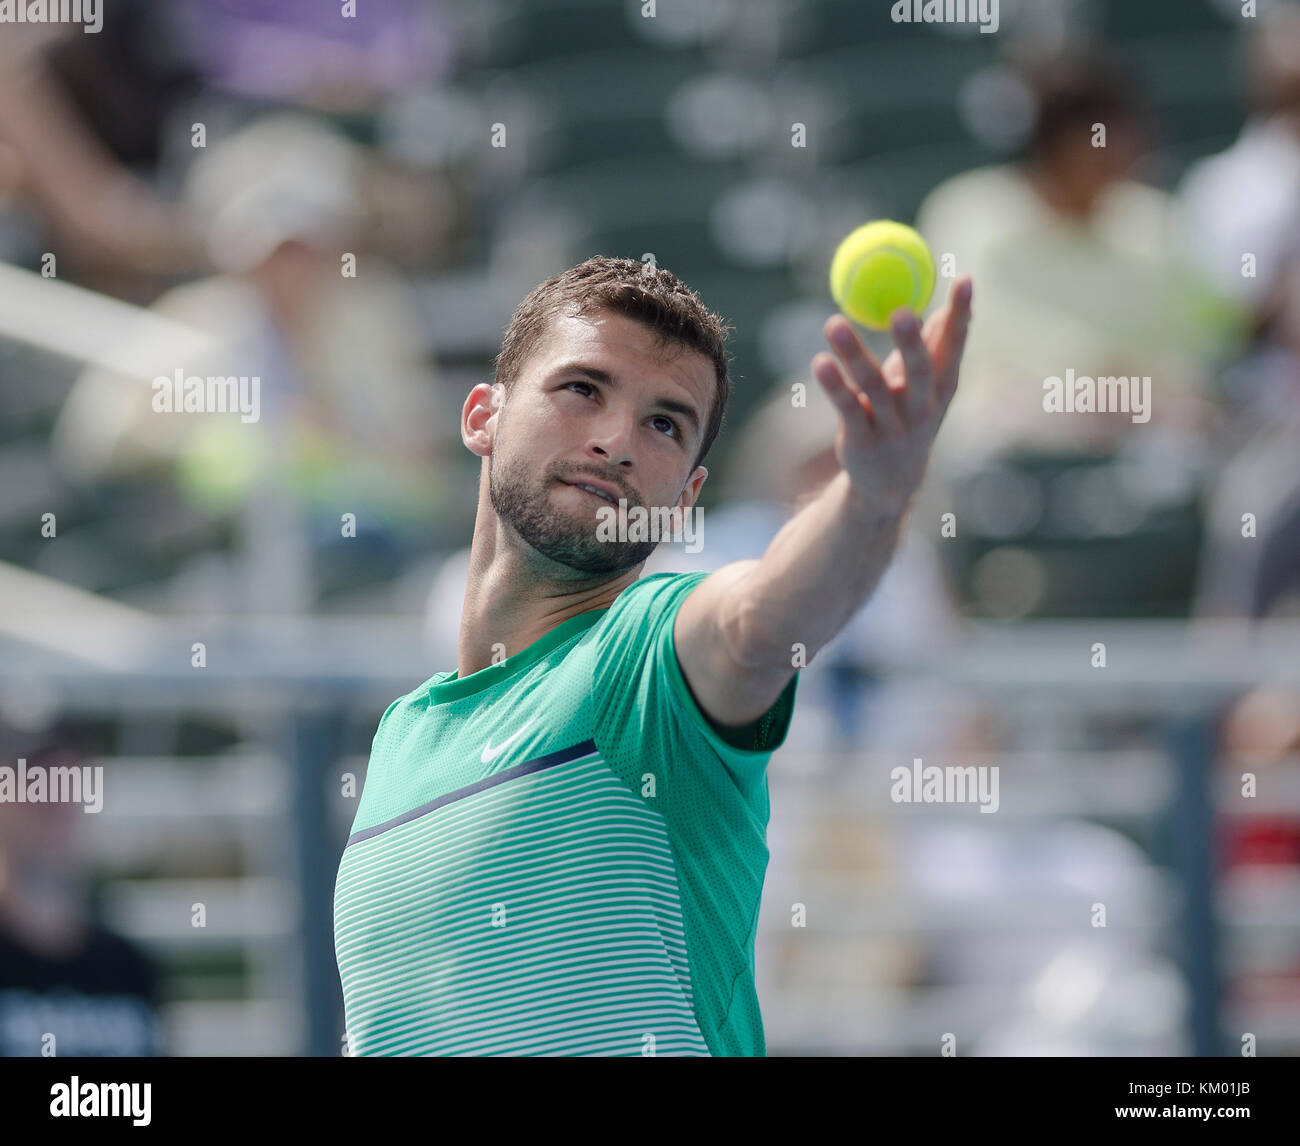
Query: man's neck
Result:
<box><xmin>456</xmin><ymin>504</ymin><xmax>641</xmax><ymax>679</ymax></box>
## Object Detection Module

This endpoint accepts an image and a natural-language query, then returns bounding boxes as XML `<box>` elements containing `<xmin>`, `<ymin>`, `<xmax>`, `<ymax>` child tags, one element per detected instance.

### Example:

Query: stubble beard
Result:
<box><xmin>488</xmin><ymin>445</ymin><xmax>657</xmax><ymax>576</ymax></box>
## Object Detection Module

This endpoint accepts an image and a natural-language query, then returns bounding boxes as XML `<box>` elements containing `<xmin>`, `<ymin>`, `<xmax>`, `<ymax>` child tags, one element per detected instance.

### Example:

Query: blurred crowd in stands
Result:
<box><xmin>0</xmin><ymin>4</ymin><xmax>1293</xmax><ymax>629</ymax></box>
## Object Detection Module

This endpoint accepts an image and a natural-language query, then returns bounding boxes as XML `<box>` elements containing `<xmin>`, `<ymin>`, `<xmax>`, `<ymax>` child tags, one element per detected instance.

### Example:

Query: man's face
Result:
<box><xmin>483</xmin><ymin>308</ymin><xmax>713</xmax><ymax>576</ymax></box>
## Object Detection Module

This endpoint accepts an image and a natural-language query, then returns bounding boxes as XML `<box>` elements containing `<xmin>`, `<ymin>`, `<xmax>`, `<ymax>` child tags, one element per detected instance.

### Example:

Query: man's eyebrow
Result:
<box><xmin>550</xmin><ymin>362</ymin><xmax>702</xmax><ymax>436</ymax></box>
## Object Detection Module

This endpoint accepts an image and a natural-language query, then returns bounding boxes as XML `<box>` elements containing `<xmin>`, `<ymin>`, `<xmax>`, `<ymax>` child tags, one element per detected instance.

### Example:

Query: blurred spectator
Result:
<box><xmin>1192</xmin><ymin>215</ymin><xmax>1300</xmax><ymax>618</ymax></box>
<box><xmin>1175</xmin><ymin>3</ymin><xmax>1300</xmax><ymax>354</ymax></box>
<box><xmin>1176</xmin><ymin>6</ymin><xmax>1300</xmax><ymax>626</ymax></box>
<box><xmin>0</xmin><ymin>21</ymin><xmax>197</xmax><ymax>277</ymax></box>
<box><xmin>916</xmin><ymin>45</ymin><xmax>1231</xmax><ymax>466</ymax></box>
<box><xmin>49</xmin><ymin>113</ymin><xmax>461</xmax><ymax>614</ymax></box>
<box><xmin>0</xmin><ymin>0</ymin><xmax>462</xmax><ymax>284</ymax></box>
<box><xmin>0</xmin><ymin>722</ymin><xmax>165</xmax><ymax>1057</ymax></box>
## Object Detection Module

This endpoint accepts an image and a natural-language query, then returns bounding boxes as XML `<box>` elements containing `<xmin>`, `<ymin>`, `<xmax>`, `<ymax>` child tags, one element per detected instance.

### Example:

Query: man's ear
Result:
<box><xmin>461</xmin><ymin>382</ymin><xmax>503</xmax><ymax>457</ymax></box>
<box><xmin>679</xmin><ymin>465</ymin><xmax>708</xmax><ymax>509</ymax></box>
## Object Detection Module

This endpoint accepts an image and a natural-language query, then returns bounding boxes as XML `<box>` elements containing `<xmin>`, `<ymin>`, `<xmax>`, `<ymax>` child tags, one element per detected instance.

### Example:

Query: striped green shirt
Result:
<box><xmin>333</xmin><ymin>571</ymin><xmax>798</xmax><ymax>1056</ymax></box>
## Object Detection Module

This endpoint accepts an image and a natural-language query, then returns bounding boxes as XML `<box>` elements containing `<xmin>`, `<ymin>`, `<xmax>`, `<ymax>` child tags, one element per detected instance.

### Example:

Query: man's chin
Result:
<box><xmin>560</xmin><ymin>547</ymin><xmax>645</xmax><ymax>576</ymax></box>
<box><xmin>538</xmin><ymin>537</ymin><xmax>653</xmax><ymax>577</ymax></box>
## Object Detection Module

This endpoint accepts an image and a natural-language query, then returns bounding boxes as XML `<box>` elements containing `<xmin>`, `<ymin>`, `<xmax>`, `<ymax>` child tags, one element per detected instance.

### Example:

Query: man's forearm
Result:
<box><xmin>721</xmin><ymin>274</ymin><xmax>972</xmax><ymax>679</ymax></box>
<box><xmin>732</xmin><ymin>470</ymin><xmax>912</xmax><ymax>670</ymax></box>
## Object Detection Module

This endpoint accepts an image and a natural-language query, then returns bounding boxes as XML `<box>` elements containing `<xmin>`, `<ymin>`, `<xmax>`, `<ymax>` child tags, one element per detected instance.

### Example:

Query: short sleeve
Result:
<box><xmin>373</xmin><ymin>695</ymin><xmax>404</xmax><ymax>742</ymax></box>
<box><xmin>591</xmin><ymin>572</ymin><xmax>798</xmax><ymax>783</ymax></box>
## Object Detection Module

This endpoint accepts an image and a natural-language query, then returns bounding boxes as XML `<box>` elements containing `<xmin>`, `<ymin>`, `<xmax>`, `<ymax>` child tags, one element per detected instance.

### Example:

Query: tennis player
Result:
<box><xmin>334</xmin><ymin>256</ymin><xmax>973</xmax><ymax>1056</ymax></box>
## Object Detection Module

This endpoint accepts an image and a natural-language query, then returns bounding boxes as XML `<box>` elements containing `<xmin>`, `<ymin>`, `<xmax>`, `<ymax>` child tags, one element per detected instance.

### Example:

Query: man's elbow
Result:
<box><xmin>722</xmin><ymin>591</ymin><xmax>804</xmax><ymax>676</ymax></box>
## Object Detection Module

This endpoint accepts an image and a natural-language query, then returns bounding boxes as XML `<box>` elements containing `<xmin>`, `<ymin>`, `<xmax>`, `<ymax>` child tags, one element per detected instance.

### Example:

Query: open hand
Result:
<box><xmin>812</xmin><ymin>275</ymin><xmax>973</xmax><ymax>513</ymax></box>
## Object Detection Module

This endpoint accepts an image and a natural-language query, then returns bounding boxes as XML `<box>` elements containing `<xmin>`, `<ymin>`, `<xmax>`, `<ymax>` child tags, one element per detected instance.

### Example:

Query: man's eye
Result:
<box><xmin>564</xmin><ymin>383</ymin><xmax>677</xmax><ymax>438</ymax></box>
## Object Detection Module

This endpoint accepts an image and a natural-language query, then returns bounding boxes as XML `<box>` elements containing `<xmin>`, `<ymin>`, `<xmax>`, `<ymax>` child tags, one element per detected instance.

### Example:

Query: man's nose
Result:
<box><xmin>586</xmin><ymin>412</ymin><xmax>637</xmax><ymax>465</ymax></box>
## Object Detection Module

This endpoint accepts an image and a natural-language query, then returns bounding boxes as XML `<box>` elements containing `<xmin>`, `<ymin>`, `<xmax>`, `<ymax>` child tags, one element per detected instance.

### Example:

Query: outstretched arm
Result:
<box><xmin>674</xmin><ymin>276</ymin><xmax>974</xmax><ymax>728</ymax></box>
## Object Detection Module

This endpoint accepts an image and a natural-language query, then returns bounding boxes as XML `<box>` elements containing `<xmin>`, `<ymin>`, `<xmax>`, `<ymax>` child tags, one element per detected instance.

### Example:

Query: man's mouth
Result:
<box><xmin>562</xmin><ymin>479</ymin><xmax>619</xmax><ymax>504</ymax></box>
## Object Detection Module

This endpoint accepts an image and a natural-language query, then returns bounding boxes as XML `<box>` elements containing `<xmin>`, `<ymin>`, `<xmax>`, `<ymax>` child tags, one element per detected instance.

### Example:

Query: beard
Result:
<box><xmin>488</xmin><ymin>445</ymin><xmax>658</xmax><ymax>576</ymax></box>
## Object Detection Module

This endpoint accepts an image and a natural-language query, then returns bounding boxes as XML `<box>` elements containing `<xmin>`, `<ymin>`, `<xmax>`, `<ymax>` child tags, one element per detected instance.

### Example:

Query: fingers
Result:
<box><xmin>821</xmin><ymin>315</ymin><xmax>903</xmax><ymax>436</ymax></box>
<box><xmin>890</xmin><ymin>307</ymin><xmax>934</xmax><ymax>424</ymax></box>
<box><xmin>932</xmin><ymin>276</ymin><xmax>973</xmax><ymax>406</ymax></box>
<box><xmin>818</xmin><ymin>274</ymin><xmax>974</xmax><ymax>435</ymax></box>
<box><xmin>812</xmin><ymin>351</ymin><xmax>876</xmax><ymax>445</ymax></box>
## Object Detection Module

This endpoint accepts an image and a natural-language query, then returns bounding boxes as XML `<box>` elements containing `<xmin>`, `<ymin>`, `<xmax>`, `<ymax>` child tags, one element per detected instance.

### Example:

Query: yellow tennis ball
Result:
<box><xmin>830</xmin><ymin>220</ymin><xmax>936</xmax><ymax>329</ymax></box>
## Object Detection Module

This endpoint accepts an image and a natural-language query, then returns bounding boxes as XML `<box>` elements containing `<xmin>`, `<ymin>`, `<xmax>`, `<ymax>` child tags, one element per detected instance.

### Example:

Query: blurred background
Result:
<box><xmin>1</xmin><ymin>0</ymin><xmax>1298</xmax><ymax>1056</ymax></box>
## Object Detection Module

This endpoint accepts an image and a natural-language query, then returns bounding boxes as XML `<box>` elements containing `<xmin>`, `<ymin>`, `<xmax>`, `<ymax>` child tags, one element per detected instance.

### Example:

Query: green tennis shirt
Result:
<box><xmin>333</xmin><ymin>571</ymin><xmax>799</xmax><ymax>1056</ymax></box>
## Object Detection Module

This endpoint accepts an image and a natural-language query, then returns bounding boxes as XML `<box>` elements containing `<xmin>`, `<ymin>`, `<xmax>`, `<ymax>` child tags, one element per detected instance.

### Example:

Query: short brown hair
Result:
<box><xmin>492</xmin><ymin>256</ymin><xmax>733</xmax><ymax>471</ymax></box>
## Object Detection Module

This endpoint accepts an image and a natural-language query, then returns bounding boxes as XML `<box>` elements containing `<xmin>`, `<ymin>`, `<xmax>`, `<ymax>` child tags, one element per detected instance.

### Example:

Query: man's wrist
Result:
<box><xmin>839</xmin><ymin>469</ymin><xmax>915</xmax><ymax>525</ymax></box>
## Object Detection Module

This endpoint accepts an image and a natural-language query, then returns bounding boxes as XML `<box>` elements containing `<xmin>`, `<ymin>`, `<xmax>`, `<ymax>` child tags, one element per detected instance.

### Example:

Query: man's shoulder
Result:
<box><xmin>587</xmin><ymin>571</ymin><xmax>709</xmax><ymax>638</ymax></box>
<box><xmin>614</xmin><ymin>569</ymin><xmax>709</xmax><ymax>608</ymax></box>
<box><xmin>371</xmin><ymin>675</ymin><xmax>448</xmax><ymax>738</ymax></box>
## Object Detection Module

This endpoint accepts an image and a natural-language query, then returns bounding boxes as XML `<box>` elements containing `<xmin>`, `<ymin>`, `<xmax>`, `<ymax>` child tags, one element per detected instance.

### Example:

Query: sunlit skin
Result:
<box><xmin>458</xmin><ymin>307</ymin><xmax>716</xmax><ymax>678</ymax></box>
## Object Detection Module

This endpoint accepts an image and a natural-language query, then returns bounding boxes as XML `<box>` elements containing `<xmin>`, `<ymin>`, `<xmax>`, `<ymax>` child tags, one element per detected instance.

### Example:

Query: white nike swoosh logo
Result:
<box><xmin>481</xmin><ymin>718</ymin><xmax>536</xmax><ymax>764</ymax></box>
